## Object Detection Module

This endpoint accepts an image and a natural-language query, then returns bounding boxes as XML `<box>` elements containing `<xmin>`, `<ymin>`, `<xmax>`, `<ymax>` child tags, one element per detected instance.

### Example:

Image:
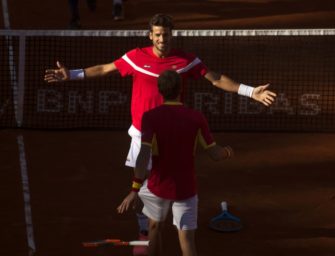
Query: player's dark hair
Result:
<box><xmin>149</xmin><ymin>13</ymin><xmax>174</xmax><ymax>31</ymax></box>
<box><xmin>158</xmin><ymin>70</ymin><xmax>181</xmax><ymax>100</ymax></box>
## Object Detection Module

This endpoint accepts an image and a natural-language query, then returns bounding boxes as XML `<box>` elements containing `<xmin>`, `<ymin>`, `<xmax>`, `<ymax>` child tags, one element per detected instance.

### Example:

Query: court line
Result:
<box><xmin>17</xmin><ymin>135</ymin><xmax>36</xmax><ymax>255</ymax></box>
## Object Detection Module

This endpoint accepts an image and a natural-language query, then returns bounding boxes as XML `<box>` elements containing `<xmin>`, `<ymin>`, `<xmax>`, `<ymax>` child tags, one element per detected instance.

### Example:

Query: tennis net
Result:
<box><xmin>1</xmin><ymin>29</ymin><xmax>335</xmax><ymax>131</ymax></box>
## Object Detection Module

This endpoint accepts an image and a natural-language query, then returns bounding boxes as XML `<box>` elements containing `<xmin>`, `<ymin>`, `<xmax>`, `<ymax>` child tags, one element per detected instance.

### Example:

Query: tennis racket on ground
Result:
<box><xmin>82</xmin><ymin>239</ymin><xmax>149</xmax><ymax>248</ymax></box>
<box><xmin>209</xmin><ymin>201</ymin><xmax>243</xmax><ymax>232</ymax></box>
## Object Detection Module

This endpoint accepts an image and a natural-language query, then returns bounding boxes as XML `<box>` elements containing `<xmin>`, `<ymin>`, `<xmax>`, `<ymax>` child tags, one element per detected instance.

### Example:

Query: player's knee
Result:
<box><xmin>149</xmin><ymin>220</ymin><xmax>164</xmax><ymax>232</ymax></box>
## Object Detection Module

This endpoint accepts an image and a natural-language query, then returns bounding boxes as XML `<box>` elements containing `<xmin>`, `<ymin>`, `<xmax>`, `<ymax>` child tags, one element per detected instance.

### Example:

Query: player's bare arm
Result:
<box><xmin>205</xmin><ymin>71</ymin><xmax>240</xmax><ymax>92</ymax></box>
<box><xmin>204</xmin><ymin>70</ymin><xmax>277</xmax><ymax>106</ymax></box>
<box><xmin>44</xmin><ymin>61</ymin><xmax>117</xmax><ymax>83</ymax></box>
<box><xmin>117</xmin><ymin>145</ymin><xmax>151</xmax><ymax>214</ymax></box>
<box><xmin>85</xmin><ymin>62</ymin><xmax>118</xmax><ymax>77</ymax></box>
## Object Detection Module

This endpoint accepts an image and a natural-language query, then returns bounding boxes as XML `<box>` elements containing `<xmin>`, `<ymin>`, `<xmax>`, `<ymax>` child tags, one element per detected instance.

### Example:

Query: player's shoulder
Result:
<box><xmin>170</xmin><ymin>104</ymin><xmax>204</xmax><ymax>119</ymax></box>
<box><xmin>143</xmin><ymin>105</ymin><xmax>162</xmax><ymax>118</ymax></box>
<box><xmin>184</xmin><ymin>105</ymin><xmax>207</xmax><ymax>122</ymax></box>
<box><xmin>171</xmin><ymin>48</ymin><xmax>197</xmax><ymax>59</ymax></box>
<box><xmin>187</xmin><ymin>105</ymin><xmax>203</xmax><ymax>115</ymax></box>
<box><xmin>124</xmin><ymin>47</ymin><xmax>151</xmax><ymax>57</ymax></box>
<box><xmin>144</xmin><ymin>104</ymin><xmax>172</xmax><ymax>118</ymax></box>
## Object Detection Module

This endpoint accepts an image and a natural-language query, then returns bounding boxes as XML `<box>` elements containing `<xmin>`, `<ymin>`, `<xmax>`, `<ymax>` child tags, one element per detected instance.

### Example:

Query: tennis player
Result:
<box><xmin>117</xmin><ymin>70</ymin><xmax>233</xmax><ymax>256</ymax></box>
<box><xmin>44</xmin><ymin>13</ymin><xmax>276</xmax><ymax>255</ymax></box>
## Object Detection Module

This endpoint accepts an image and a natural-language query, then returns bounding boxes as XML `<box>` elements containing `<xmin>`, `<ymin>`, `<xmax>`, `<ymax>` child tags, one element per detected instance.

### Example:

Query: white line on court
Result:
<box><xmin>2</xmin><ymin>2</ymin><xmax>36</xmax><ymax>253</ymax></box>
<box><xmin>17</xmin><ymin>135</ymin><xmax>36</xmax><ymax>256</ymax></box>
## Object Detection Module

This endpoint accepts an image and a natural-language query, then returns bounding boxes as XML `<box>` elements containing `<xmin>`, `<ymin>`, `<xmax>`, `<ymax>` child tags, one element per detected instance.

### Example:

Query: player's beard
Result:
<box><xmin>154</xmin><ymin>41</ymin><xmax>170</xmax><ymax>56</ymax></box>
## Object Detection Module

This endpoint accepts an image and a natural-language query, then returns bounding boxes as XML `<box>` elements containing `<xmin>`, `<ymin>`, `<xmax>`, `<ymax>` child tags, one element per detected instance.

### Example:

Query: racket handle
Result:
<box><xmin>221</xmin><ymin>201</ymin><xmax>228</xmax><ymax>211</ymax></box>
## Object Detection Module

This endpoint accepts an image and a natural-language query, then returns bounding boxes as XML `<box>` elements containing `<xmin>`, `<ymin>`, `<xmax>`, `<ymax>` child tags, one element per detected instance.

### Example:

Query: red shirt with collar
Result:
<box><xmin>114</xmin><ymin>46</ymin><xmax>208</xmax><ymax>131</ymax></box>
<box><xmin>141</xmin><ymin>102</ymin><xmax>215</xmax><ymax>200</ymax></box>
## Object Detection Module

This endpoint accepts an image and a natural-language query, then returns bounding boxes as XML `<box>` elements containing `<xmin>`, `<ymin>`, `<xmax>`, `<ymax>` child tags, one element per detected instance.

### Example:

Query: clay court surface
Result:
<box><xmin>1</xmin><ymin>0</ymin><xmax>335</xmax><ymax>255</ymax></box>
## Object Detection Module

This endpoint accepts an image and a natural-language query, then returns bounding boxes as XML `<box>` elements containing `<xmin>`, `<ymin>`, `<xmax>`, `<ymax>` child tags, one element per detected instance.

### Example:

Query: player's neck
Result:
<box><xmin>152</xmin><ymin>47</ymin><xmax>171</xmax><ymax>58</ymax></box>
<box><xmin>164</xmin><ymin>101</ymin><xmax>183</xmax><ymax>105</ymax></box>
<box><xmin>164</xmin><ymin>96</ymin><xmax>182</xmax><ymax>104</ymax></box>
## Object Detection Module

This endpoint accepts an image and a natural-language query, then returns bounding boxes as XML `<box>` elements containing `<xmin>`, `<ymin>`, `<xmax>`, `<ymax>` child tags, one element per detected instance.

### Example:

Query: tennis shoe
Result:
<box><xmin>133</xmin><ymin>232</ymin><xmax>148</xmax><ymax>256</ymax></box>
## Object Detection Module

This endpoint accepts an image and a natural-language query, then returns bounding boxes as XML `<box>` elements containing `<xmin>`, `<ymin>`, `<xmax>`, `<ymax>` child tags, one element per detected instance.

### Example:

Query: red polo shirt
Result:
<box><xmin>141</xmin><ymin>102</ymin><xmax>215</xmax><ymax>200</ymax></box>
<box><xmin>114</xmin><ymin>46</ymin><xmax>208</xmax><ymax>131</ymax></box>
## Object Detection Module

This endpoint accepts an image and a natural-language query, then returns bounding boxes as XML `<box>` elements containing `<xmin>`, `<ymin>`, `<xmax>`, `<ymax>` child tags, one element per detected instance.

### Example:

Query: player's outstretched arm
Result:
<box><xmin>204</xmin><ymin>71</ymin><xmax>276</xmax><ymax>107</ymax></box>
<box><xmin>85</xmin><ymin>62</ymin><xmax>118</xmax><ymax>78</ymax></box>
<box><xmin>207</xmin><ymin>145</ymin><xmax>234</xmax><ymax>161</ymax></box>
<box><xmin>205</xmin><ymin>71</ymin><xmax>240</xmax><ymax>93</ymax></box>
<box><xmin>44</xmin><ymin>61</ymin><xmax>118</xmax><ymax>83</ymax></box>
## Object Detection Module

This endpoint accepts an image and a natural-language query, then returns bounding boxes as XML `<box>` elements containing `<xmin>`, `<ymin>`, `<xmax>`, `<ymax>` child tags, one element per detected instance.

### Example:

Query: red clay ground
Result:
<box><xmin>2</xmin><ymin>130</ymin><xmax>335</xmax><ymax>256</ymax></box>
<box><xmin>1</xmin><ymin>0</ymin><xmax>335</xmax><ymax>256</ymax></box>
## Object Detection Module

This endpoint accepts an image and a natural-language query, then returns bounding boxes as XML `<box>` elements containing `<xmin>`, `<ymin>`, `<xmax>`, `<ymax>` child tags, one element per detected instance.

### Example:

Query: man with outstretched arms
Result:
<box><xmin>45</xmin><ymin>13</ymin><xmax>276</xmax><ymax>256</ymax></box>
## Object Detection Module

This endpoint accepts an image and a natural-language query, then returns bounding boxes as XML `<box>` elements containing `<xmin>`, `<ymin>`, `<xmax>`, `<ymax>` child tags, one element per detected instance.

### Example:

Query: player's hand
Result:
<box><xmin>44</xmin><ymin>61</ymin><xmax>70</xmax><ymax>83</ymax></box>
<box><xmin>251</xmin><ymin>84</ymin><xmax>276</xmax><ymax>106</ymax></box>
<box><xmin>117</xmin><ymin>191</ymin><xmax>138</xmax><ymax>214</ymax></box>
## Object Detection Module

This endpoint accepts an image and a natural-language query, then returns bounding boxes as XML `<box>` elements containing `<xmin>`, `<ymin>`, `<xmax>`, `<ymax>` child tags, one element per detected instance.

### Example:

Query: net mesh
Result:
<box><xmin>1</xmin><ymin>29</ymin><xmax>335</xmax><ymax>131</ymax></box>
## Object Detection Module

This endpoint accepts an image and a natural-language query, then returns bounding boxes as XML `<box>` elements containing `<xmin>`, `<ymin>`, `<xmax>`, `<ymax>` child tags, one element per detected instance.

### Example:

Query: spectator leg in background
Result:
<box><xmin>113</xmin><ymin>0</ymin><xmax>124</xmax><ymax>21</ymax></box>
<box><xmin>68</xmin><ymin>0</ymin><xmax>81</xmax><ymax>29</ymax></box>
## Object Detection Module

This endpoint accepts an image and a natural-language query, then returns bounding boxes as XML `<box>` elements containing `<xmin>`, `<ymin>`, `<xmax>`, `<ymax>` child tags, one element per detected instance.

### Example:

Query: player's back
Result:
<box><xmin>142</xmin><ymin>102</ymin><xmax>214</xmax><ymax>200</ymax></box>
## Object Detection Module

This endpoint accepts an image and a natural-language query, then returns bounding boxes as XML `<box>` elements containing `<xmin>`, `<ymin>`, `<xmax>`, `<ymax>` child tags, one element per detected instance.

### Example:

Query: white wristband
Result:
<box><xmin>69</xmin><ymin>69</ymin><xmax>85</xmax><ymax>80</ymax></box>
<box><xmin>238</xmin><ymin>83</ymin><xmax>254</xmax><ymax>98</ymax></box>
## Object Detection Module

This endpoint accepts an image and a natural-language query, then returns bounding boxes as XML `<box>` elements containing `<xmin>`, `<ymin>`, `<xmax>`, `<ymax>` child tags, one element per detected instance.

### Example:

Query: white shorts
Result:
<box><xmin>125</xmin><ymin>125</ymin><xmax>152</xmax><ymax>169</ymax></box>
<box><xmin>138</xmin><ymin>181</ymin><xmax>198</xmax><ymax>230</ymax></box>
